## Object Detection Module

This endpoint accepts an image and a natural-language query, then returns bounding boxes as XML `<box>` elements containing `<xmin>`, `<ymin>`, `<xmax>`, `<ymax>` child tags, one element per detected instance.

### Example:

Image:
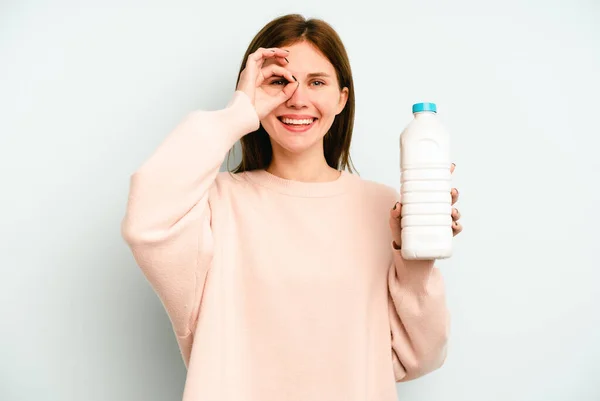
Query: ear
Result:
<box><xmin>335</xmin><ymin>87</ymin><xmax>349</xmax><ymax>115</ymax></box>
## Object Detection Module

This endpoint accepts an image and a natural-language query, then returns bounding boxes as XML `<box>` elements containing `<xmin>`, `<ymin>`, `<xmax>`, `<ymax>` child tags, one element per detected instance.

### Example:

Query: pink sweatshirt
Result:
<box><xmin>121</xmin><ymin>91</ymin><xmax>450</xmax><ymax>401</ymax></box>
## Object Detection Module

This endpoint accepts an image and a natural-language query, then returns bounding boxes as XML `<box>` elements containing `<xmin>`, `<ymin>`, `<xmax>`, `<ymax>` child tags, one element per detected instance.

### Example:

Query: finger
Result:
<box><xmin>279</xmin><ymin>78</ymin><xmax>299</xmax><ymax>100</ymax></box>
<box><xmin>259</xmin><ymin>65</ymin><xmax>298</xmax><ymax>104</ymax></box>
<box><xmin>452</xmin><ymin>221</ymin><xmax>463</xmax><ymax>236</ymax></box>
<box><xmin>249</xmin><ymin>47</ymin><xmax>272</xmax><ymax>63</ymax></box>
<box><xmin>450</xmin><ymin>162</ymin><xmax>456</xmax><ymax>174</ymax></box>
<box><xmin>259</xmin><ymin>65</ymin><xmax>299</xmax><ymax>103</ymax></box>
<box><xmin>276</xmin><ymin>56</ymin><xmax>290</xmax><ymax>66</ymax></box>
<box><xmin>389</xmin><ymin>203</ymin><xmax>402</xmax><ymax>250</ymax></box>
<box><xmin>260</xmin><ymin>64</ymin><xmax>296</xmax><ymax>83</ymax></box>
<box><xmin>266</xmin><ymin>47</ymin><xmax>290</xmax><ymax>57</ymax></box>
<box><xmin>249</xmin><ymin>47</ymin><xmax>289</xmax><ymax>66</ymax></box>
<box><xmin>246</xmin><ymin>47</ymin><xmax>266</xmax><ymax>70</ymax></box>
<box><xmin>243</xmin><ymin>48</ymin><xmax>290</xmax><ymax>91</ymax></box>
<box><xmin>452</xmin><ymin>207</ymin><xmax>461</xmax><ymax>221</ymax></box>
<box><xmin>241</xmin><ymin>48</ymin><xmax>270</xmax><ymax>88</ymax></box>
<box><xmin>262</xmin><ymin>54</ymin><xmax>290</xmax><ymax>69</ymax></box>
<box><xmin>451</xmin><ymin>188</ymin><xmax>459</xmax><ymax>205</ymax></box>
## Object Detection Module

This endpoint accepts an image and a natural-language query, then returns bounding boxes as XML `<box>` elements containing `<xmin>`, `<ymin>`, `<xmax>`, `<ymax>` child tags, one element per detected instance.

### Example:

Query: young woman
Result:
<box><xmin>122</xmin><ymin>13</ymin><xmax>462</xmax><ymax>401</ymax></box>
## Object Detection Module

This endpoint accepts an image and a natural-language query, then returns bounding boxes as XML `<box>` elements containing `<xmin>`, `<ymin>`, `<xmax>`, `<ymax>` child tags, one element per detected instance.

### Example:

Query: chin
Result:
<box><xmin>272</xmin><ymin>134</ymin><xmax>323</xmax><ymax>155</ymax></box>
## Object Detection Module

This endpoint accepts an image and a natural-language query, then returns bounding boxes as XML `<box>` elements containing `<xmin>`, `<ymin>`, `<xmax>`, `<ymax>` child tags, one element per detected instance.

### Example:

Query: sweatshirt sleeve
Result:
<box><xmin>387</xmin><ymin>249</ymin><xmax>451</xmax><ymax>382</ymax></box>
<box><xmin>120</xmin><ymin>91</ymin><xmax>259</xmax><ymax>366</ymax></box>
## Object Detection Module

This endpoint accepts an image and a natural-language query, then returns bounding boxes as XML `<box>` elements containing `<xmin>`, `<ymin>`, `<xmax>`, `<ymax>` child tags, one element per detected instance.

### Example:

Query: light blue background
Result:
<box><xmin>1</xmin><ymin>1</ymin><xmax>598</xmax><ymax>400</ymax></box>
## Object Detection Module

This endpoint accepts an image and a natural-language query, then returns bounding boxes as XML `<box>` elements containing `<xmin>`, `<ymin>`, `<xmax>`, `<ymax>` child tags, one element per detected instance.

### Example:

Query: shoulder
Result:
<box><xmin>213</xmin><ymin>170</ymin><xmax>252</xmax><ymax>190</ymax></box>
<box><xmin>349</xmin><ymin>172</ymin><xmax>399</xmax><ymax>207</ymax></box>
<box><xmin>205</xmin><ymin>170</ymin><xmax>255</xmax><ymax>200</ymax></box>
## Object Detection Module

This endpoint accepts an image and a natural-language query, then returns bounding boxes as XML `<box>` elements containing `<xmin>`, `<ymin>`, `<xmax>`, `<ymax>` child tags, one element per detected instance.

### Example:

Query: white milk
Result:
<box><xmin>399</xmin><ymin>102</ymin><xmax>452</xmax><ymax>260</ymax></box>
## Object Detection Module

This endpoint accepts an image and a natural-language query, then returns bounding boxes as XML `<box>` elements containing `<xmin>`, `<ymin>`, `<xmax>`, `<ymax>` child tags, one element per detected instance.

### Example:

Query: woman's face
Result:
<box><xmin>260</xmin><ymin>41</ymin><xmax>348</xmax><ymax>156</ymax></box>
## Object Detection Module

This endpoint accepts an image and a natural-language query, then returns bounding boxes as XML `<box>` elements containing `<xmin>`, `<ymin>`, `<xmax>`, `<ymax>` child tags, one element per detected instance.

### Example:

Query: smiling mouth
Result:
<box><xmin>277</xmin><ymin>117</ymin><xmax>318</xmax><ymax>126</ymax></box>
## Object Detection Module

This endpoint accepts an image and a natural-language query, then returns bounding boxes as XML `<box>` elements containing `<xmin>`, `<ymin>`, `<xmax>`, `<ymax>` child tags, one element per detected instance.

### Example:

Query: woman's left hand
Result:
<box><xmin>390</xmin><ymin>163</ymin><xmax>463</xmax><ymax>250</ymax></box>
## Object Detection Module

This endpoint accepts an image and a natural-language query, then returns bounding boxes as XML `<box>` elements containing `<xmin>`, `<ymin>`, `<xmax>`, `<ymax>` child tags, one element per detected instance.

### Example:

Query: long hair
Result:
<box><xmin>229</xmin><ymin>14</ymin><xmax>357</xmax><ymax>174</ymax></box>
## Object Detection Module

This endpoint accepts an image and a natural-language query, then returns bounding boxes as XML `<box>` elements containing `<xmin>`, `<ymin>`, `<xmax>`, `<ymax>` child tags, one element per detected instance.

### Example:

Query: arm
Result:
<box><xmin>387</xmin><ymin>249</ymin><xmax>450</xmax><ymax>382</ymax></box>
<box><xmin>120</xmin><ymin>91</ymin><xmax>259</xmax><ymax>365</ymax></box>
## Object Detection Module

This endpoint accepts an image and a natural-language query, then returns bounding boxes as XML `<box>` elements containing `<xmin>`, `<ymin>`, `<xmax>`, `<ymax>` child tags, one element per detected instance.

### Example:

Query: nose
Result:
<box><xmin>285</xmin><ymin>82</ymin><xmax>308</xmax><ymax>109</ymax></box>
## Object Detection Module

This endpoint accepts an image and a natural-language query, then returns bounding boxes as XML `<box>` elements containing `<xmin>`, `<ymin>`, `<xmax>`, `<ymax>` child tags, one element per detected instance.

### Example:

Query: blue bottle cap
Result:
<box><xmin>412</xmin><ymin>102</ymin><xmax>437</xmax><ymax>113</ymax></box>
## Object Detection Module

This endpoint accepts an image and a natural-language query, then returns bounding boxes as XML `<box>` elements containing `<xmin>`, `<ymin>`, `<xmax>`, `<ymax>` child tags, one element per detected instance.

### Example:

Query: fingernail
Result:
<box><xmin>292</xmin><ymin>75</ymin><xmax>297</xmax><ymax>81</ymax></box>
<box><xmin>393</xmin><ymin>202</ymin><xmax>399</xmax><ymax>210</ymax></box>
<box><xmin>285</xmin><ymin>57</ymin><xmax>289</xmax><ymax>63</ymax></box>
<box><xmin>452</xmin><ymin>163</ymin><xmax>456</xmax><ymax>167</ymax></box>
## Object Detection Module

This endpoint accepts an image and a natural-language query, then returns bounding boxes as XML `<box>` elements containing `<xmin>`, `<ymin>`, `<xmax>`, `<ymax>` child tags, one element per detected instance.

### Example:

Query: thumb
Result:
<box><xmin>275</xmin><ymin>79</ymin><xmax>299</xmax><ymax>104</ymax></box>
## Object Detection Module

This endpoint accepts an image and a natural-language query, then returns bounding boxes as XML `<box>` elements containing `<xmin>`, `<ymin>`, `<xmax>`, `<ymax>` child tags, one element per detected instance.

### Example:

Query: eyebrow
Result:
<box><xmin>306</xmin><ymin>72</ymin><xmax>332</xmax><ymax>79</ymax></box>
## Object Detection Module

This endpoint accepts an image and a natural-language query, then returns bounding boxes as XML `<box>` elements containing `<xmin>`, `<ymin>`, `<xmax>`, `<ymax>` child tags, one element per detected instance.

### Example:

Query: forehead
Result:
<box><xmin>264</xmin><ymin>41</ymin><xmax>336</xmax><ymax>77</ymax></box>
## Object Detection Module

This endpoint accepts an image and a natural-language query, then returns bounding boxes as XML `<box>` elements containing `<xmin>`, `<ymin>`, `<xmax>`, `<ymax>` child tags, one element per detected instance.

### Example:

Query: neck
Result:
<box><xmin>267</xmin><ymin>144</ymin><xmax>340</xmax><ymax>183</ymax></box>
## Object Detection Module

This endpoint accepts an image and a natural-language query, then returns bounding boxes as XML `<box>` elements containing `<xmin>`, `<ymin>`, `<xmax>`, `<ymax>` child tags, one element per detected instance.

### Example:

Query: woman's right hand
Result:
<box><xmin>236</xmin><ymin>47</ymin><xmax>298</xmax><ymax>120</ymax></box>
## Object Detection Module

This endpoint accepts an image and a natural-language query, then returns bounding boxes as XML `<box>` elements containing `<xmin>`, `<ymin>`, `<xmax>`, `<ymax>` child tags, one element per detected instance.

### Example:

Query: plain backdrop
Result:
<box><xmin>1</xmin><ymin>1</ymin><xmax>599</xmax><ymax>400</ymax></box>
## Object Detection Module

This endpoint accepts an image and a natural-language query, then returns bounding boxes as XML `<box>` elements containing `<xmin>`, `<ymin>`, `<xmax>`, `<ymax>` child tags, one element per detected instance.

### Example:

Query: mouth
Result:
<box><xmin>277</xmin><ymin>116</ymin><xmax>318</xmax><ymax>132</ymax></box>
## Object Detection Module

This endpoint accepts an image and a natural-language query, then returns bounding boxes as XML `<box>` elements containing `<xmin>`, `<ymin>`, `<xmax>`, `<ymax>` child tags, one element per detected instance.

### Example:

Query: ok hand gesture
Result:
<box><xmin>236</xmin><ymin>47</ymin><xmax>299</xmax><ymax>120</ymax></box>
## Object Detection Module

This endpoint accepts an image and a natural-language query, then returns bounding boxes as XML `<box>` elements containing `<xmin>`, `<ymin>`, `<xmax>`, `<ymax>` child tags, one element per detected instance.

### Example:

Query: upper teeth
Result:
<box><xmin>281</xmin><ymin>117</ymin><xmax>315</xmax><ymax>125</ymax></box>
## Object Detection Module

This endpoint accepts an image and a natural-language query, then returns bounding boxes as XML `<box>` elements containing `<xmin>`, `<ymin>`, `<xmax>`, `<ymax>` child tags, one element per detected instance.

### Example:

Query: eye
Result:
<box><xmin>311</xmin><ymin>80</ymin><xmax>326</xmax><ymax>87</ymax></box>
<box><xmin>269</xmin><ymin>78</ymin><xmax>289</xmax><ymax>86</ymax></box>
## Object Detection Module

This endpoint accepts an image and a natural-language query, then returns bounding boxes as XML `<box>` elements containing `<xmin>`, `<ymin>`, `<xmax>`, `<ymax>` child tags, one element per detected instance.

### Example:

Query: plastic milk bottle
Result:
<box><xmin>399</xmin><ymin>102</ymin><xmax>452</xmax><ymax>260</ymax></box>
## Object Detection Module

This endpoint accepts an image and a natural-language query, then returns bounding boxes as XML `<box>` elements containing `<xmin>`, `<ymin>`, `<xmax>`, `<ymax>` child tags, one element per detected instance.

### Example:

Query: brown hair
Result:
<box><xmin>229</xmin><ymin>14</ymin><xmax>357</xmax><ymax>174</ymax></box>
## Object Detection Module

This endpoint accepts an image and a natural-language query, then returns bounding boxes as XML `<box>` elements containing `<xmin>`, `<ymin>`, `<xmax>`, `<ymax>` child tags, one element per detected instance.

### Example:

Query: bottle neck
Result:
<box><xmin>413</xmin><ymin>111</ymin><xmax>437</xmax><ymax>118</ymax></box>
